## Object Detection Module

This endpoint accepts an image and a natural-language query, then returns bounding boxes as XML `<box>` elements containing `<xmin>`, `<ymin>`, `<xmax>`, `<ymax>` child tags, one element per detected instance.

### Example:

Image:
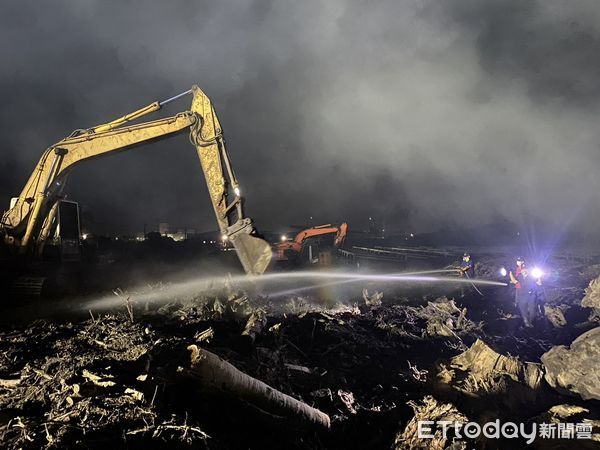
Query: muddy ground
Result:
<box><xmin>0</xmin><ymin>251</ymin><xmax>599</xmax><ymax>449</ymax></box>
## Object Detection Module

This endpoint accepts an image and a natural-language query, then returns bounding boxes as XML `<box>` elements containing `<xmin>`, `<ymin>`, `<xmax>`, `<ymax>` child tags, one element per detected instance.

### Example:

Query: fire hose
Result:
<box><xmin>445</xmin><ymin>264</ymin><xmax>484</xmax><ymax>296</ymax></box>
<box><xmin>465</xmin><ymin>271</ymin><xmax>484</xmax><ymax>296</ymax></box>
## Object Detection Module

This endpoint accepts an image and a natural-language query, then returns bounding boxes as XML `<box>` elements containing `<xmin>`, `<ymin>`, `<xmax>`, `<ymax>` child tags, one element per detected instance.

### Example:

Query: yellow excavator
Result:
<box><xmin>0</xmin><ymin>85</ymin><xmax>273</xmax><ymax>288</ymax></box>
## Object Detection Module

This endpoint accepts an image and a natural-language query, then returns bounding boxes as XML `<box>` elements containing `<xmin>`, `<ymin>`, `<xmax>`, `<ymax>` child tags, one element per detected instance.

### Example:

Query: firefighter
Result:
<box><xmin>508</xmin><ymin>256</ymin><xmax>526</xmax><ymax>305</ymax></box>
<box><xmin>459</xmin><ymin>253</ymin><xmax>475</xmax><ymax>278</ymax></box>
<box><xmin>459</xmin><ymin>252</ymin><xmax>475</xmax><ymax>297</ymax></box>
<box><xmin>509</xmin><ymin>257</ymin><xmax>540</xmax><ymax>327</ymax></box>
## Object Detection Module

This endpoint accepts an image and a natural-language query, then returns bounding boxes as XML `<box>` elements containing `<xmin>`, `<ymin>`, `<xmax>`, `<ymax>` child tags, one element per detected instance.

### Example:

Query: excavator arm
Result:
<box><xmin>293</xmin><ymin>223</ymin><xmax>347</xmax><ymax>248</ymax></box>
<box><xmin>1</xmin><ymin>85</ymin><xmax>272</xmax><ymax>275</ymax></box>
<box><xmin>275</xmin><ymin>223</ymin><xmax>348</xmax><ymax>261</ymax></box>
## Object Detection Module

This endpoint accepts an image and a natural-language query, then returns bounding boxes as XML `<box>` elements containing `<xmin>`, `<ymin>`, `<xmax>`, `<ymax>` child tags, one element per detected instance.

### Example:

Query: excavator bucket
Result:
<box><xmin>230</xmin><ymin>232</ymin><xmax>273</xmax><ymax>275</ymax></box>
<box><xmin>188</xmin><ymin>85</ymin><xmax>272</xmax><ymax>275</ymax></box>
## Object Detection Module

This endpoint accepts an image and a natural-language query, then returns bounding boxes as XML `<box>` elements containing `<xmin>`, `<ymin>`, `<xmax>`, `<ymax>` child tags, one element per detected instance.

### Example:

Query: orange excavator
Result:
<box><xmin>275</xmin><ymin>223</ymin><xmax>348</xmax><ymax>265</ymax></box>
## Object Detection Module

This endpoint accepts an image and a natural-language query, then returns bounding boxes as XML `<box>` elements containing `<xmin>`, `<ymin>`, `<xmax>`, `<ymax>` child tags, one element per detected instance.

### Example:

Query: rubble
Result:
<box><xmin>394</xmin><ymin>395</ymin><xmax>468</xmax><ymax>450</ymax></box>
<box><xmin>441</xmin><ymin>338</ymin><xmax>543</xmax><ymax>394</ymax></box>
<box><xmin>544</xmin><ymin>305</ymin><xmax>567</xmax><ymax>328</ymax></box>
<box><xmin>420</xmin><ymin>297</ymin><xmax>471</xmax><ymax>338</ymax></box>
<box><xmin>362</xmin><ymin>289</ymin><xmax>384</xmax><ymax>306</ymax></box>
<box><xmin>337</xmin><ymin>390</ymin><xmax>358</xmax><ymax>414</ymax></box>
<box><xmin>0</xmin><ymin>316</ymin><xmax>207</xmax><ymax>448</ymax></box>
<box><xmin>530</xmin><ymin>404</ymin><xmax>600</xmax><ymax>448</ymax></box>
<box><xmin>541</xmin><ymin>327</ymin><xmax>600</xmax><ymax>400</ymax></box>
<box><xmin>240</xmin><ymin>309</ymin><xmax>267</xmax><ymax>343</ymax></box>
<box><xmin>581</xmin><ymin>275</ymin><xmax>600</xmax><ymax>309</ymax></box>
<box><xmin>1</xmin><ymin>255</ymin><xmax>599</xmax><ymax>449</ymax></box>
<box><xmin>375</xmin><ymin>296</ymin><xmax>481</xmax><ymax>341</ymax></box>
<box><xmin>545</xmin><ymin>404</ymin><xmax>592</xmax><ymax>422</ymax></box>
<box><xmin>582</xmin><ymin>275</ymin><xmax>600</xmax><ymax>322</ymax></box>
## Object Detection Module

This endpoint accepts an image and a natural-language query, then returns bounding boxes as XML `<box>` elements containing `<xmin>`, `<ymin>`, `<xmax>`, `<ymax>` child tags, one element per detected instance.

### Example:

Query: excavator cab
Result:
<box><xmin>54</xmin><ymin>201</ymin><xmax>81</xmax><ymax>262</ymax></box>
<box><xmin>27</xmin><ymin>200</ymin><xmax>82</xmax><ymax>263</ymax></box>
<box><xmin>2</xmin><ymin>199</ymin><xmax>81</xmax><ymax>298</ymax></box>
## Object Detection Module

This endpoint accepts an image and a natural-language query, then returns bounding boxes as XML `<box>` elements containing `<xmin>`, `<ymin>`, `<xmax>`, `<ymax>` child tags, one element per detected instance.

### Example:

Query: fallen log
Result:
<box><xmin>182</xmin><ymin>345</ymin><xmax>330</xmax><ymax>429</ymax></box>
<box><xmin>0</xmin><ymin>377</ymin><xmax>21</xmax><ymax>389</ymax></box>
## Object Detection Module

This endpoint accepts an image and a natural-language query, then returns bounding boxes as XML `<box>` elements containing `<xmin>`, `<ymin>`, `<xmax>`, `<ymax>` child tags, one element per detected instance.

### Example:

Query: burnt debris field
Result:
<box><xmin>0</xmin><ymin>250</ymin><xmax>598</xmax><ymax>450</ymax></box>
<box><xmin>5</xmin><ymin>2</ymin><xmax>600</xmax><ymax>449</ymax></box>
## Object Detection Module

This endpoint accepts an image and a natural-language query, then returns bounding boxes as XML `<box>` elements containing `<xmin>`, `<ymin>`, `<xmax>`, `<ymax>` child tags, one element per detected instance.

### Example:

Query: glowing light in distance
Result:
<box><xmin>531</xmin><ymin>267</ymin><xmax>544</xmax><ymax>279</ymax></box>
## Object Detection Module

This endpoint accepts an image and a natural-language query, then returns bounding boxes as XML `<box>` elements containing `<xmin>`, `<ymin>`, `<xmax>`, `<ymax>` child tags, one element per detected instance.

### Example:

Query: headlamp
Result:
<box><xmin>531</xmin><ymin>267</ymin><xmax>544</xmax><ymax>279</ymax></box>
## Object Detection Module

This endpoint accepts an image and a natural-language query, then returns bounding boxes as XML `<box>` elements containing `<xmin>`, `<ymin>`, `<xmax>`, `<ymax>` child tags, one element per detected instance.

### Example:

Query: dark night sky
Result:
<box><xmin>1</xmin><ymin>1</ymin><xmax>600</xmax><ymax>241</ymax></box>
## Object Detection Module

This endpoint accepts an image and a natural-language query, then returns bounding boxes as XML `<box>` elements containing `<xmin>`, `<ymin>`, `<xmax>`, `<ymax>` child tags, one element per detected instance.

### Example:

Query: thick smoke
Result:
<box><xmin>1</xmin><ymin>0</ymin><xmax>599</xmax><ymax>244</ymax></box>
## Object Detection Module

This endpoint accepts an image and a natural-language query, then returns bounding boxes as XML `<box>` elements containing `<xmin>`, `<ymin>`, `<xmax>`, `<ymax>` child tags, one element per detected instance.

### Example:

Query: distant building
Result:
<box><xmin>159</xmin><ymin>222</ymin><xmax>169</xmax><ymax>236</ymax></box>
<box><xmin>167</xmin><ymin>231</ymin><xmax>187</xmax><ymax>242</ymax></box>
<box><xmin>166</xmin><ymin>231</ymin><xmax>186</xmax><ymax>241</ymax></box>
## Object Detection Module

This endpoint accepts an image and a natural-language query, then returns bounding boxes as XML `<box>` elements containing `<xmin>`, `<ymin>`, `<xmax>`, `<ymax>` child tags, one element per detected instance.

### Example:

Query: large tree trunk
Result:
<box><xmin>182</xmin><ymin>345</ymin><xmax>331</xmax><ymax>429</ymax></box>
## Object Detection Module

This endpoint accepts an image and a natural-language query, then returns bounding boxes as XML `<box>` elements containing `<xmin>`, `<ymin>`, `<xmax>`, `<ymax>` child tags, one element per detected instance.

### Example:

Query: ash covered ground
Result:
<box><xmin>1</xmin><ymin>248</ymin><xmax>599</xmax><ymax>449</ymax></box>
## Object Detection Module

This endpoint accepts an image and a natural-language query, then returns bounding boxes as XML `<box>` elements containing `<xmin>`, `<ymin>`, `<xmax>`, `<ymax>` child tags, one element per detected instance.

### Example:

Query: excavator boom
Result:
<box><xmin>1</xmin><ymin>85</ymin><xmax>272</xmax><ymax>275</ymax></box>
